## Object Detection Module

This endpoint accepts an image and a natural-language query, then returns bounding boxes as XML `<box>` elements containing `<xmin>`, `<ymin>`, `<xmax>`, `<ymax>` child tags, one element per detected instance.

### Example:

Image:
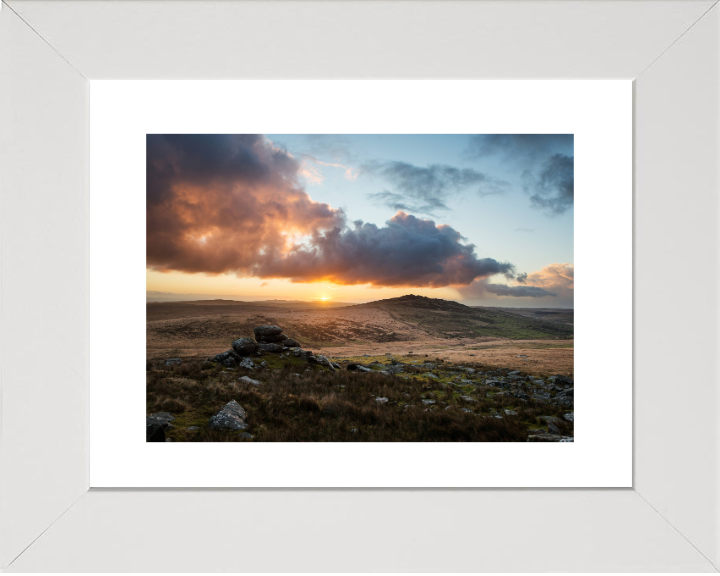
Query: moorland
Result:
<box><xmin>146</xmin><ymin>295</ymin><xmax>574</xmax><ymax>442</ymax></box>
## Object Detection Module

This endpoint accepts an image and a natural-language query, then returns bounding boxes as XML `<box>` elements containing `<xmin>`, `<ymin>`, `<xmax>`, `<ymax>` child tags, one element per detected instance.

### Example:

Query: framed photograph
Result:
<box><xmin>1</xmin><ymin>0</ymin><xmax>718</xmax><ymax>571</ymax></box>
<box><xmin>90</xmin><ymin>79</ymin><xmax>629</xmax><ymax>488</ymax></box>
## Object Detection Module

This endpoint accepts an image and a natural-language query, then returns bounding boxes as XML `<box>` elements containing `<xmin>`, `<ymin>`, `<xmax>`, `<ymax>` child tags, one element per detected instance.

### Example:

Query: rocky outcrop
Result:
<box><xmin>282</xmin><ymin>338</ymin><xmax>300</xmax><ymax>348</ymax></box>
<box><xmin>253</xmin><ymin>325</ymin><xmax>283</xmax><ymax>338</ymax></box>
<box><xmin>257</xmin><ymin>342</ymin><xmax>283</xmax><ymax>353</ymax></box>
<box><xmin>257</xmin><ymin>333</ymin><xmax>286</xmax><ymax>343</ymax></box>
<box><xmin>208</xmin><ymin>400</ymin><xmax>248</xmax><ymax>431</ymax></box>
<box><xmin>232</xmin><ymin>337</ymin><xmax>258</xmax><ymax>356</ymax></box>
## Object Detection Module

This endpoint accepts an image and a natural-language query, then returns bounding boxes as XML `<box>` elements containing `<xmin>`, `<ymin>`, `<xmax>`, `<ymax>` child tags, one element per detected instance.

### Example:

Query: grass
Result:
<box><xmin>148</xmin><ymin>358</ymin><xmax>573</xmax><ymax>442</ymax></box>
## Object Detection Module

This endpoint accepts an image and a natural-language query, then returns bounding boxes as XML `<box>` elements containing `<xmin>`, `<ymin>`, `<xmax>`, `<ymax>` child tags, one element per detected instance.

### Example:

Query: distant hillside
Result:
<box><xmin>353</xmin><ymin>295</ymin><xmax>573</xmax><ymax>340</ymax></box>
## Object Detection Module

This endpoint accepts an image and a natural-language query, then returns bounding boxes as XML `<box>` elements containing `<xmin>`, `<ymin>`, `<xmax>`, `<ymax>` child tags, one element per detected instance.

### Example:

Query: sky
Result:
<box><xmin>146</xmin><ymin>134</ymin><xmax>574</xmax><ymax>307</ymax></box>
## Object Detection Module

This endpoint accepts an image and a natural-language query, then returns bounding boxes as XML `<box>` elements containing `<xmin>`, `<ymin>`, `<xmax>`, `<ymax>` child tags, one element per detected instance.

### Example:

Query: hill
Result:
<box><xmin>353</xmin><ymin>295</ymin><xmax>574</xmax><ymax>340</ymax></box>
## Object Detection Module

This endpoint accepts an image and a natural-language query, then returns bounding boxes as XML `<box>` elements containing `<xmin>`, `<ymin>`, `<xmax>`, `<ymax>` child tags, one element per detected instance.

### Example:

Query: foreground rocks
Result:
<box><xmin>146</xmin><ymin>412</ymin><xmax>175</xmax><ymax>442</ymax></box>
<box><xmin>208</xmin><ymin>400</ymin><xmax>249</xmax><ymax>431</ymax></box>
<box><xmin>151</xmin><ymin>347</ymin><xmax>574</xmax><ymax>442</ymax></box>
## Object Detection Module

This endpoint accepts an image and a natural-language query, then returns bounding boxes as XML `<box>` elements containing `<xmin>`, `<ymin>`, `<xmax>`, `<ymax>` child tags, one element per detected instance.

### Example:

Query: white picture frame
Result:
<box><xmin>1</xmin><ymin>0</ymin><xmax>718</xmax><ymax>571</ymax></box>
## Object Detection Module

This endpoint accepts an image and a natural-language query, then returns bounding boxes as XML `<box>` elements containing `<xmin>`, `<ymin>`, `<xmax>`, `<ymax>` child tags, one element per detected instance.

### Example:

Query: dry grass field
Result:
<box><xmin>148</xmin><ymin>295</ymin><xmax>573</xmax><ymax>377</ymax></box>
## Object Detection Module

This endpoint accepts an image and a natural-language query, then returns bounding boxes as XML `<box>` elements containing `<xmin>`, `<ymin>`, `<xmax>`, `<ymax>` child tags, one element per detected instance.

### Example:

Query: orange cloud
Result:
<box><xmin>524</xmin><ymin>263</ymin><xmax>574</xmax><ymax>295</ymax></box>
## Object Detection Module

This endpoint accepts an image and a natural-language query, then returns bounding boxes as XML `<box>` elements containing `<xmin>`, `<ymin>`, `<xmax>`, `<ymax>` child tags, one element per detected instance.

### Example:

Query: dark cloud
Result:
<box><xmin>147</xmin><ymin>135</ymin><xmax>516</xmax><ymax>288</ymax></box>
<box><xmin>457</xmin><ymin>277</ymin><xmax>557</xmax><ymax>300</ymax></box>
<box><xmin>466</xmin><ymin>135</ymin><xmax>574</xmax><ymax>216</ymax></box>
<box><xmin>484</xmin><ymin>283</ymin><xmax>556</xmax><ymax>297</ymax></box>
<box><xmin>523</xmin><ymin>153</ymin><xmax>574</xmax><ymax>215</ymax></box>
<box><xmin>466</xmin><ymin>134</ymin><xmax>573</xmax><ymax>164</ymax></box>
<box><xmin>516</xmin><ymin>272</ymin><xmax>528</xmax><ymax>284</ymax></box>
<box><xmin>363</xmin><ymin>161</ymin><xmax>507</xmax><ymax>216</ymax></box>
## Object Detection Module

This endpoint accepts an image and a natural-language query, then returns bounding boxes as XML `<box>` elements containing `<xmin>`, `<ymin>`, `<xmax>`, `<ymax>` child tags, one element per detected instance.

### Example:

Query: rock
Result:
<box><xmin>146</xmin><ymin>420</ymin><xmax>165</xmax><ymax>442</ymax></box>
<box><xmin>237</xmin><ymin>432</ymin><xmax>254</xmax><ymax>440</ymax></box>
<box><xmin>165</xmin><ymin>438</ymin><xmax>173</xmax><ymax>442</ymax></box>
<box><xmin>238</xmin><ymin>357</ymin><xmax>256</xmax><ymax>370</ymax></box>
<box><xmin>165</xmin><ymin>358</ymin><xmax>182</xmax><ymax>366</ymax></box>
<box><xmin>564</xmin><ymin>412</ymin><xmax>574</xmax><ymax>422</ymax></box>
<box><xmin>422</xmin><ymin>399</ymin><xmax>435</xmax><ymax>405</ymax></box>
<box><xmin>257</xmin><ymin>342</ymin><xmax>283</xmax><ymax>353</ymax></box>
<box><xmin>238</xmin><ymin>375</ymin><xmax>263</xmax><ymax>386</ymax></box>
<box><xmin>147</xmin><ymin>412</ymin><xmax>175</xmax><ymax>427</ymax></box>
<box><xmin>309</xmin><ymin>355</ymin><xmax>335</xmax><ymax>371</ymax></box>
<box><xmin>259</xmin><ymin>360</ymin><xmax>268</xmax><ymax>369</ymax></box>
<box><xmin>538</xmin><ymin>416</ymin><xmax>563</xmax><ymax>425</ymax></box>
<box><xmin>222</xmin><ymin>356</ymin><xmax>238</xmax><ymax>368</ymax></box>
<box><xmin>423</xmin><ymin>373</ymin><xmax>439</xmax><ymax>379</ymax></box>
<box><xmin>504</xmin><ymin>409</ymin><xmax>517</xmax><ymax>415</ymax></box>
<box><xmin>459</xmin><ymin>395</ymin><xmax>477</xmax><ymax>403</ymax></box>
<box><xmin>212</xmin><ymin>350</ymin><xmax>235</xmax><ymax>363</ymax></box>
<box><xmin>187</xmin><ymin>426</ymin><xmax>199</xmax><ymax>431</ymax></box>
<box><xmin>554</xmin><ymin>374</ymin><xmax>574</xmax><ymax>387</ymax></box>
<box><xmin>282</xmin><ymin>338</ymin><xmax>300</xmax><ymax>348</ymax></box>
<box><xmin>509</xmin><ymin>370</ymin><xmax>521</xmax><ymax>376</ymax></box>
<box><xmin>548</xmin><ymin>421</ymin><xmax>562</xmax><ymax>435</ymax></box>
<box><xmin>208</xmin><ymin>400</ymin><xmax>248</xmax><ymax>431</ymax></box>
<box><xmin>554</xmin><ymin>388</ymin><xmax>574</xmax><ymax>406</ymax></box>
<box><xmin>256</xmin><ymin>333</ymin><xmax>286</xmax><ymax>343</ymax></box>
<box><xmin>232</xmin><ymin>337</ymin><xmax>258</xmax><ymax>356</ymax></box>
<box><xmin>356</xmin><ymin>365</ymin><xmax>373</xmax><ymax>373</ymax></box>
<box><xmin>253</xmin><ymin>325</ymin><xmax>283</xmax><ymax>338</ymax></box>
<box><xmin>331</xmin><ymin>362</ymin><xmax>341</xmax><ymax>370</ymax></box>
<box><xmin>528</xmin><ymin>433</ymin><xmax>573</xmax><ymax>442</ymax></box>
<box><xmin>375</xmin><ymin>397</ymin><xmax>388</xmax><ymax>404</ymax></box>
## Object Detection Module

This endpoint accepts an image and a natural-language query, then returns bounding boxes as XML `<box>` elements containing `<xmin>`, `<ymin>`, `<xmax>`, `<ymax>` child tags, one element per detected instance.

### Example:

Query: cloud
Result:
<box><xmin>260</xmin><ymin>282</ymin><xmax>269</xmax><ymax>287</ymax></box>
<box><xmin>147</xmin><ymin>134</ymin><xmax>516</xmax><ymax>288</ymax></box>
<box><xmin>523</xmin><ymin>153</ymin><xmax>574</xmax><ymax>215</ymax></box>
<box><xmin>524</xmin><ymin>263</ymin><xmax>574</xmax><ymax>296</ymax></box>
<box><xmin>485</xmin><ymin>283</ymin><xmax>556</xmax><ymax>297</ymax></box>
<box><xmin>466</xmin><ymin>135</ymin><xmax>574</xmax><ymax>216</ymax></box>
<box><xmin>363</xmin><ymin>160</ymin><xmax>508</xmax><ymax>216</ymax></box>
<box><xmin>458</xmin><ymin>278</ymin><xmax>556</xmax><ymax>299</ymax></box>
<box><xmin>457</xmin><ymin>262</ymin><xmax>573</xmax><ymax>304</ymax></box>
<box><xmin>515</xmin><ymin>228</ymin><xmax>534</xmax><ymax>233</ymax></box>
<box><xmin>300</xmin><ymin>155</ymin><xmax>358</xmax><ymax>185</ymax></box>
<box><xmin>466</xmin><ymin>134</ymin><xmax>573</xmax><ymax>164</ymax></box>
